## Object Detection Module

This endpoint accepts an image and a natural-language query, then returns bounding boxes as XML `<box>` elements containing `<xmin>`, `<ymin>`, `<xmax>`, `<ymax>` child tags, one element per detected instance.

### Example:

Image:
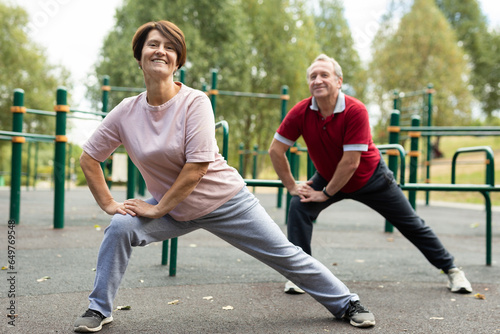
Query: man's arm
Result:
<box><xmin>268</xmin><ymin>138</ymin><xmax>304</xmax><ymax>196</ymax></box>
<box><xmin>298</xmin><ymin>150</ymin><xmax>361</xmax><ymax>202</ymax></box>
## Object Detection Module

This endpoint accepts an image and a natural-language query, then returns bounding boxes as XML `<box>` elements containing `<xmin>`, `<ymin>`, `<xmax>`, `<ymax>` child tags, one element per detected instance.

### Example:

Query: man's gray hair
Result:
<box><xmin>306</xmin><ymin>54</ymin><xmax>343</xmax><ymax>80</ymax></box>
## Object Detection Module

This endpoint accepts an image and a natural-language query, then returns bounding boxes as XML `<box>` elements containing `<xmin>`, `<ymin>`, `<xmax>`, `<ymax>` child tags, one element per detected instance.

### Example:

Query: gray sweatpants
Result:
<box><xmin>88</xmin><ymin>187</ymin><xmax>358</xmax><ymax>319</ymax></box>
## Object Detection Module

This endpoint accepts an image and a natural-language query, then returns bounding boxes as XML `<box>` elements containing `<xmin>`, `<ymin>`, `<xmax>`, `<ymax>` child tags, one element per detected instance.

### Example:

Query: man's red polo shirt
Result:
<box><xmin>275</xmin><ymin>93</ymin><xmax>380</xmax><ymax>193</ymax></box>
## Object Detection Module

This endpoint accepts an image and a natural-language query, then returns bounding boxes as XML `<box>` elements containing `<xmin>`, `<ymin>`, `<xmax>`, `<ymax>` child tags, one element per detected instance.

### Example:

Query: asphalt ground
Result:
<box><xmin>1</xmin><ymin>186</ymin><xmax>499</xmax><ymax>333</ymax></box>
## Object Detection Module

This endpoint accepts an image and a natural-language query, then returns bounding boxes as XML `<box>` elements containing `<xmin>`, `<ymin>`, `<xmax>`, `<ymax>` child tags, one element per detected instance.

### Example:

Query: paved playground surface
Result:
<box><xmin>1</xmin><ymin>186</ymin><xmax>499</xmax><ymax>333</ymax></box>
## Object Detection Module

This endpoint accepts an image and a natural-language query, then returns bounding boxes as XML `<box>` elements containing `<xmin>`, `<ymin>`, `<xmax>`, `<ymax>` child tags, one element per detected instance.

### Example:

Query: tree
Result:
<box><xmin>313</xmin><ymin>0</ymin><xmax>367</xmax><ymax>101</ymax></box>
<box><xmin>369</xmin><ymin>0</ymin><xmax>474</xmax><ymax>132</ymax></box>
<box><xmin>0</xmin><ymin>1</ymin><xmax>70</xmax><ymax>177</ymax></box>
<box><xmin>89</xmin><ymin>0</ymin><xmax>363</xmax><ymax>177</ymax></box>
<box><xmin>436</xmin><ymin>0</ymin><xmax>500</xmax><ymax>118</ymax></box>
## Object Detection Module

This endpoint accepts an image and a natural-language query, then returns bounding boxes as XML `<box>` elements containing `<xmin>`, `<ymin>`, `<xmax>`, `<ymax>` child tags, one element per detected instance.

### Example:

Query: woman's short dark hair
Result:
<box><xmin>132</xmin><ymin>20</ymin><xmax>187</xmax><ymax>69</ymax></box>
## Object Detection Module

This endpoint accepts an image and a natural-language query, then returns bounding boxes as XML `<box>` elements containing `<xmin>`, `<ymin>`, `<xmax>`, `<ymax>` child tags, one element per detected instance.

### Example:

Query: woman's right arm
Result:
<box><xmin>80</xmin><ymin>151</ymin><xmax>130</xmax><ymax>216</ymax></box>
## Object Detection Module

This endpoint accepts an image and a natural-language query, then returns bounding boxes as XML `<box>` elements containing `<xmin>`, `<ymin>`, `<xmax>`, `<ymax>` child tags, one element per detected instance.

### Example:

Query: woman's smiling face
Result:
<box><xmin>138</xmin><ymin>29</ymin><xmax>178</xmax><ymax>80</ymax></box>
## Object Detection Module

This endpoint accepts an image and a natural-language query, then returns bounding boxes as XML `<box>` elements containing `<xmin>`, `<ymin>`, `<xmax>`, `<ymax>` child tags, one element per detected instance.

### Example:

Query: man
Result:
<box><xmin>268</xmin><ymin>54</ymin><xmax>472</xmax><ymax>295</ymax></box>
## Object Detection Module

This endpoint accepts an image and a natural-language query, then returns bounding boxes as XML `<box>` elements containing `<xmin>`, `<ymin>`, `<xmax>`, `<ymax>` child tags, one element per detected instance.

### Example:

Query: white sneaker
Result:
<box><xmin>284</xmin><ymin>280</ymin><xmax>305</xmax><ymax>294</ymax></box>
<box><xmin>447</xmin><ymin>268</ymin><xmax>472</xmax><ymax>293</ymax></box>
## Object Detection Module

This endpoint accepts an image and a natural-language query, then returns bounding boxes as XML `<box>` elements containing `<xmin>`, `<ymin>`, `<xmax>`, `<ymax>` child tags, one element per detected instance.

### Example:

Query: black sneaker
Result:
<box><xmin>343</xmin><ymin>300</ymin><xmax>375</xmax><ymax>328</ymax></box>
<box><xmin>74</xmin><ymin>309</ymin><xmax>113</xmax><ymax>333</ymax></box>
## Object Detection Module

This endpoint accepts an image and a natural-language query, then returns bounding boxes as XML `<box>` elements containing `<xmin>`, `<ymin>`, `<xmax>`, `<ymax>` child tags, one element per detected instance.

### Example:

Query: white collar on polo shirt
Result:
<box><xmin>311</xmin><ymin>90</ymin><xmax>346</xmax><ymax>114</ymax></box>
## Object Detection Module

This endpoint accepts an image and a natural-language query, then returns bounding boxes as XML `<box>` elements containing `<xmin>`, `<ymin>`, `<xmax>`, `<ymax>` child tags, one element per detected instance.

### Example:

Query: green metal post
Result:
<box><xmin>162</xmin><ymin>239</ymin><xmax>169</xmax><ymax>266</ymax></box>
<box><xmin>238</xmin><ymin>143</ymin><xmax>244</xmax><ymax>176</ymax></box>
<box><xmin>210</xmin><ymin>69</ymin><xmax>218</xmax><ymax>117</ymax></box>
<box><xmin>385</xmin><ymin>110</ymin><xmax>400</xmax><ymax>232</ymax></box>
<box><xmin>54</xmin><ymin>87</ymin><xmax>68</xmax><ymax>229</ymax></box>
<box><xmin>481</xmin><ymin>191</ymin><xmax>492</xmax><ymax>265</ymax></box>
<box><xmin>408</xmin><ymin>116</ymin><xmax>420</xmax><ymax>209</ymax></box>
<box><xmin>179</xmin><ymin>67</ymin><xmax>186</xmax><ymax>83</ymax></box>
<box><xmin>101</xmin><ymin>76</ymin><xmax>112</xmax><ymax>188</ymax></box>
<box><xmin>425</xmin><ymin>84</ymin><xmax>433</xmax><ymax>205</ymax></box>
<box><xmin>34</xmin><ymin>142</ymin><xmax>39</xmax><ymax>189</ymax></box>
<box><xmin>252</xmin><ymin>144</ymin><xmax>258</xmax><ymax>193</ymax></box>
<box><xmin>278</xmin><ymin>85</ymin><xmax>289</xmax><ymax>209</ymax></box>
<box><xmin>169</xmin><ymin>237</ymin><xmax>178</xmax><ymax>276</ymax></box>
<box><xmin>138</xmin><ymin>174</ymin><xmax>146</xmax><ymax>196</ymax></box>
<box><xmin>393</xmin><ymin>91</ymin><xmax>400</xmax><ymax>112</ymax></box>
<box><xmin>127</xmin><ymin>157</ymin><xmax>136</xmax><ymax>199</ymax></box>
<box><xmin>10</xmin><ymin>89</ymin><xmax>25</xmax><ymax>224</ymax></box>
<box><xmin>26</xmin><ymin>141</ymin><xmax>32</xmax><ymax>190</ymax></box>
<box><xmin>101</xmin><ymin>75</ymin><xmax>110</xmax><ymax>114</ymax></box>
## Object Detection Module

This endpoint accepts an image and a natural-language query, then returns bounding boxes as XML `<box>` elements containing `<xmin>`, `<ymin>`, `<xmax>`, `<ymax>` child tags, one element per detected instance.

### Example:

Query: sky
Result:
<box><xmin>13</xmin><ymin>0</ymin><xmax>500</xmax><ymax>144</ymax></box>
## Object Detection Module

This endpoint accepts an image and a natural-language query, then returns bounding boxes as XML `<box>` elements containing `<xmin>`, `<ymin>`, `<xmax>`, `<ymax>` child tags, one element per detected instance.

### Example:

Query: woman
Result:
<box><xmin>74</xmin><ymin>20</ymin><xmax>375</xmax><ymax>333</ymax></box>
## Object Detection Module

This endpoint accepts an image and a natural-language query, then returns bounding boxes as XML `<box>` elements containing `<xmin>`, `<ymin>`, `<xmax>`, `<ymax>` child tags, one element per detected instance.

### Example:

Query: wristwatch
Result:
<box><xmin>322</xmin><ymin>187</ymin><xmax>333</xmax><ymax>198</ymax></box>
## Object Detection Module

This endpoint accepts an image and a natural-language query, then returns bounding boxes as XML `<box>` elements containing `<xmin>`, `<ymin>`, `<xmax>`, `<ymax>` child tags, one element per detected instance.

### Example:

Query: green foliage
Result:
<box><xmin>436</xmin><ymin>0</ymin><xmax>500</xmax><ymax>118</ymax></box>
<box><xmin>369</xmin><ymin>0</ymin><xmax>474</xmax><ymax>133</ymax></box>
<box><xmin>88</xmin><ymin>0</ymin><xmax>363</xmax><ymax>176</ymax></box>
<box><xmin>313</xmin><ymin>0</ymin><xmax>367</xmax><ymax>100</ymax></box>
<box><xmin>0</xmin><ymin>1</ymin><xmax>70</xmax><ymax>176</ymax></box>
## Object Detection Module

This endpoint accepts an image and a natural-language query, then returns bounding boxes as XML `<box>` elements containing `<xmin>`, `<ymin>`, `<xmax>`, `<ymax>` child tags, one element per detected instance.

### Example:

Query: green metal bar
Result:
<box><xmin>101</xmin><ymin>76</ymin><xmax>113</xmax><ymax>189</ymax></box>
<box><xmin>0</xmin><ymin>131</ymin><xmax>55</xmax><ymax>141</ymax></box>
<box><xmin>161</xmin><ymin>239</ymin><xmax>169</xmax><ymax>266</ymax></box>
<box><xmin>26</xmin><ymin>141</ymin><xmax>32</xmax><ymax>190</ymax></box>
<box><xmin>26</xmin><ymin>108</ymin><xmax>56</xmax><ymax>117</ymax></box>
<box><xmin>210</xmin><ymin>69</ymin><xmax>217</xmax><ymax>117</ymax></box>
<box><xmin>481</xmin><ymin>191</ymin><xmax>492</xmax><ymax>266</ymax></box>
<box><xmin>170</xmin><ymin>66</ymin><xmax>183</xmax><ymax>277</ymax></box>
<box><xmin>34</xmin><ymin>142</ymin><xmax>39</xmax><ymax>189</ymax></box>
<box><xmin>127</xmin><ymin>156</ymin><xmax>136</xmax><ymax>199</ymax></box>
<box><xmin>216</xmin><ymin>90</ymin><xmax>284</xmax><ymax>99</ymax></box>
<box><xmin>399</xmin><ymin>126</ymin><xmax>500</xmax><ymax>132</ymax></box>
<box><xmin>252</xmin><ymin>144</ymin><xmax>258</xmax><ymax>193</ymax></box>
<box><xmin>70</xmin><ymin>109</ymin><xmax>108</xmax><ymax>117</ymax></box>
<box><xmin>179</xmin><ymin>68</ymin><xmax>185</xmax><ymax>83</ymax></box>
<box><xmin>10</xmin><ymin>89</ymin><xmax>25</xmax><ymax>224</ymax></box>
<box><xmin>215</xmin><ymin>121</ymin><xmax>229</xmax><ymax>160</ymax></box>
<box><xmin>278</xmin><ymin>86</ymin><xmax>289</xmax><ymax>209</ymax></box>
<box><xmin>408</xmin><ymin>116</ymin><xmax>420</xmax><ymax>208</ymax></box>
<box><xmin>425</xmin><ymin>84</ymin><xmax>433</xmax><ymax>205</ymax></box>
<box><xmin>108</xmin><ymin>86</ymin><xmax>146</xmax><ymax>93</ymax></box>
<box><xmin>385</xmin><ymin>110</ymin><xmax>400</xmax><ymax>232</ymax></box>
<box><xmin>238</xmin><ymin>143</ymin><xmax>244</xmax><ymax>176</ymax></box>
<box><xmin>54</xmin><ymin>87</ymin><xmax>68</xmax><ymax>229</ymax></box>
<box><xmin>169</xmin><ymin>237</ymin><xmax>178</xmax><ymax>276</ymax></box>
<box><xmin>376</xmin><ymin>144</ymin><xmax>406</xmax><ymax>185</ymax></box>
<box><xmin>451</xmin><ymin>146</ymin><xmax>495</xmax><ymax>186</ymax></box>
<box><xmin>101</xmin><ymin>75</ymin><xmax>110</xmax><ymax>114</ymax></box>
<box><xmin>244</xmin><ymin>179</ymin><xmax>285</xmax><ymax>187</ymax></box>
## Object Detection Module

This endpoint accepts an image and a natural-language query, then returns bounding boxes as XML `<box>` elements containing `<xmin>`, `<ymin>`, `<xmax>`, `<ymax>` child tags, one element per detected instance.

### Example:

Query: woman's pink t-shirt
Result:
<box><xmin>82</xmin><ymin>83</ymin><xmax>244</xmax><ymax>221</ymax></box>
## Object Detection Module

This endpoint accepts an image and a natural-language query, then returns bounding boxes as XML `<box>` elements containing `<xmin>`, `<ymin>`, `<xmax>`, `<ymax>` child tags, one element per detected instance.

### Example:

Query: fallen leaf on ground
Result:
<box><xmin>168</xmin><ymin>300</ymin><xmax>180</xmax><ymax>305</ymax></box>
<box><xmin>1</xmin><ymin>266</ymin><xmax>7</xmax><ymax>270</ymax></box>
<box><xmin>222</xmin><ymin>305</ymin><xmax>234</xmax><ymax>310</ymax></box>
<box><xmin>474</xmin><ymin>293</ymin><xmax>486</xmax><ymax>300</ymax></box>
<box><xmin>37</xmin><ymin>276</ymin><xmax>50</xmax><ymax>282</ymax></box>
<box><xmin>470</xmin><ymin>223</ymin><xmax>479</xmax><ymax>229</ymax></box>
<box><xmin>94</xmin><ymin>225</ymin><xmax>101</xmax><ymax>231</ymax></box>
<box><xmin>116</xmin><ymin>305</ymin><xmax>131</xmax><ymax>310</ymax></box>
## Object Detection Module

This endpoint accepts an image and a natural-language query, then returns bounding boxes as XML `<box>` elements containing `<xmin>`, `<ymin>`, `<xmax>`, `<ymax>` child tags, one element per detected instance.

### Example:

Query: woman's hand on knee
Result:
<box><xmin>102</xmin><ymin>201</ymin><xmax>131</xmax><ymax>216</ymax></box>
<box><xmin>124</xmin><ymin>199</ymin><xmax>161</xmax><ymax>219</ymax></box>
